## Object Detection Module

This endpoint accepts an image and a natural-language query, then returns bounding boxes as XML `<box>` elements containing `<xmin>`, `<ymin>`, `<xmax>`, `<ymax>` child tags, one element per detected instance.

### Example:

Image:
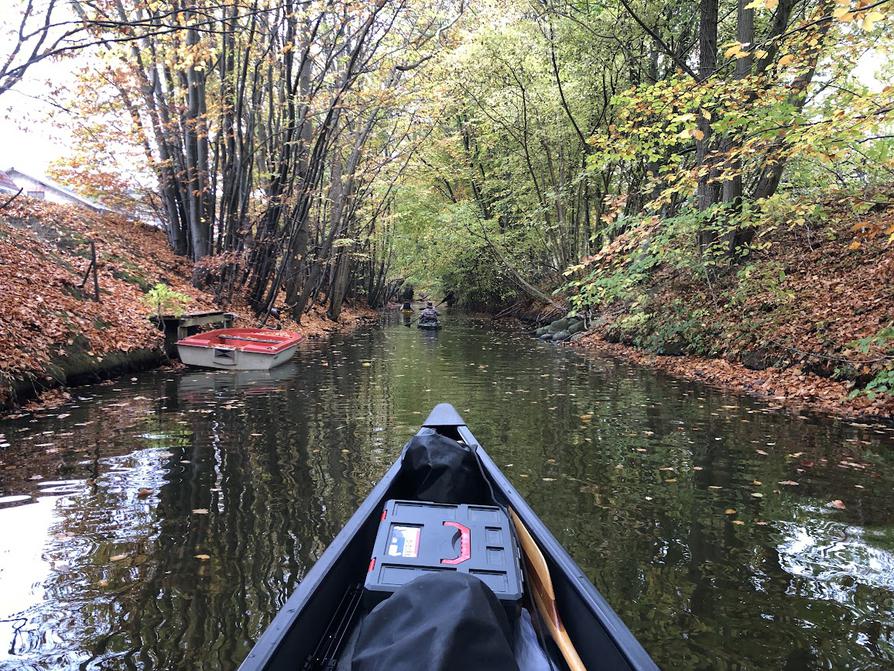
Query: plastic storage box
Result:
<box><xmin>364</xmin><ymin>499</ymin><xmax>523</xmax><ymax>606</ymax></box>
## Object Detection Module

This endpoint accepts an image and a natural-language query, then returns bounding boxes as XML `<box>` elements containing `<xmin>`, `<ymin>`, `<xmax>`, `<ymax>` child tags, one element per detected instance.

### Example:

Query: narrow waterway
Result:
<box><xmin>1</xmin><ymin>314</ymin><xmax>893</xmax><ymax>670</ymax></box>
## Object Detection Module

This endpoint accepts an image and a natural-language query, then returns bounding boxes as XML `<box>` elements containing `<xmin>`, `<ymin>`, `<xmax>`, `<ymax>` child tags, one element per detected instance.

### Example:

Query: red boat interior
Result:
<box><xmin>178</xmin><ymin>328</ymin><xmax>302</xmax><ymax>354</ymax></box>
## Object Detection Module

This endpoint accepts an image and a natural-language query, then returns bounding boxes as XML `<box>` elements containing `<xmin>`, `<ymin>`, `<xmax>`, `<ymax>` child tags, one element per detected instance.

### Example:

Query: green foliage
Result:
<box><xmin>727</xmin><ymin>261</ymin><xmax>794</xmax><ymax>308</ymax></box>
<box><xmin>848</xmin><ymin>325</ymin><xmax>894</xmax><ymax>400</ymax></box>
<box><xmin>142</xmin><ymin>283</ymin><xmax>191</xmax><ymax>318</ymax></box>
<box><xmin>857</xmin><ymin>367</ymin><xmax>894</xmax><ymax>400</ymax></box>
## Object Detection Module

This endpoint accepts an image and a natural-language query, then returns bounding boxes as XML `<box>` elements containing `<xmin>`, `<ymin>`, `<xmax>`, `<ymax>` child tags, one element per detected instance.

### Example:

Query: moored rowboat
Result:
<box><xmin>239</xmin><ymin>404</ymin><xmax>658</xmax><ymax>671</ymax></box>
<box><xmin>176</xmin><ymin>328</ymin><xmax>302</xmax><ymax>370</ymax></box>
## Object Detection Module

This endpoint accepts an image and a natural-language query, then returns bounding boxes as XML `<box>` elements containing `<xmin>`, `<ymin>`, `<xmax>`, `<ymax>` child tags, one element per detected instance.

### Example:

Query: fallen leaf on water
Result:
<box><xmin>361</xmin><ymin>362</ymin><xmax>371</xmax><ymax>367</ymax></box>
<box><xmin>664</xmin><ymin>478</ymin><xmax>677</xmax><ymax>483</ymax></box>
<box><xmin>195</xmin><ymin>554</ymin><xmax>211</xmax><ymax>560</ymax></box>
<box><xmin>579</xmin><ymin>414</ymin><xmax>593</xmax><ymax>422</ymax></box>
<box><xmin>542</xmin><ymin>477</ymin><xmax>556</xmax><ymax>482</ymax></box>
<box><xmin>192</xmin><ymin>508</ymin><xmax>209</xmax><ymax>514</ymax></box>
<box><xmin>708</xmin><ymin>485</ymin><xmax>723</xmax><ymax>490</ymax></box>
<box><xmin>755</xmin><ymin>521</ymin><xmax>769</xmax><ymax>526</ymax></box>
<box><xmin>752</xmin><ymin>480</ymin><xmax>762</xmax><ymax>486</ymax></box>
<box><xmin>778</xmin><ymin>480</ymin><xmax>799</xmax><ymax>486</ymax></box>
<box><xmin>830</xmin><ymin>499</ymin><xmax>846</xmax><ymax>510</ymax></box>
<box><xmin>110</xmin><ymin>554</ymin><xmax>128</xmax><ymax>562</ymax></box>
<box><xmin>732</xmin><ymin>520</ymin><xmax>745</xmax><ymax>526</ymax></box>
<box><xmin>755</xmin><ymin>449</ymin><xmax>768</xmax><ymax>456</ymax></box>
<box><xmin>137</xmin><ymin>488</ymin><xmax>153</xmax><ymax>498</ymax></box>
<box><xmin>751</xmin><ymin>492</ymin><xmax>764</xmax><ymax>498</ymax></box>
<box><xmin>644</xmin><ymin>496</ymin><xmax>653</xmax><ymax>501</ymax></box>
<box><xmin>724</xmin><ymin>508</ymin><xmax>737</xmax><ymax>515</ymax></box>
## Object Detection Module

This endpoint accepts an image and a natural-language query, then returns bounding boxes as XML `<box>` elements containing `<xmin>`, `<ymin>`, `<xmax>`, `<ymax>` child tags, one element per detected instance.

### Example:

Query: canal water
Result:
<box><xmin>1</xmin><ymin>314</ymin><xmax>893</xmax><ymax>670</ymax></box>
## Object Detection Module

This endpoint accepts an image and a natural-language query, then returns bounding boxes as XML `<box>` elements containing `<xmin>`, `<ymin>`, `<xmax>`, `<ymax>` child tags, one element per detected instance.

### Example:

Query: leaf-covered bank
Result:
<box><xmin>0</xmin><ymin>200</ymin><xmax>373</xmax><ymax>412</ymax></box>
<box><xmin>565</xmin><ymin>197</ymin><xmax>894</xmax><ymax>420</ymax></box>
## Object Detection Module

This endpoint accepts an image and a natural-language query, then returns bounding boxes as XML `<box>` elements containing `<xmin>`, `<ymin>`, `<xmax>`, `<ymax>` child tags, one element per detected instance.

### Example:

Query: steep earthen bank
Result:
<box><xmin>0</xmin><ymin>199</ymin><xmax>374</xmax><ymax>413</ymax></box>
<box><xmin>528</xmin><ymin>202</ymin><xmax>894</xmax><ymax>420</ymax></box>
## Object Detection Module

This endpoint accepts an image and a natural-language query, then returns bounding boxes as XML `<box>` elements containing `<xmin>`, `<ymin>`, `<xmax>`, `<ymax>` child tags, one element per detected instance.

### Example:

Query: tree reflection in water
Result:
<box><xmin>0</xmin><ymin>315</ymin><xmax>892</xmax><ymax>670</ymax></box>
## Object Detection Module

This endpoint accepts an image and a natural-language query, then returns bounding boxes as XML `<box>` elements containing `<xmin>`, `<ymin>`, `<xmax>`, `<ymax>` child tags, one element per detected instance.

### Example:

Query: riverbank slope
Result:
<box><xmin>558</xmin><ymin>199</ymin><xmax>894</xmax><ymax>420</ymax></box>
<box><xmin>0</xmin><ymin>199</ymin><xmax>372</xmax><ymax>412</ymax></box>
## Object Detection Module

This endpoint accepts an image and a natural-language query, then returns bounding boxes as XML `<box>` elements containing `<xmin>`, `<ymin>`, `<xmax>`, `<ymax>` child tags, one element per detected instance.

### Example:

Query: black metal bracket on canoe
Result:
<box><xmin>302</xmin><ymin>583</ymin><xmax>363</xmax><ymax>671</ymax></box>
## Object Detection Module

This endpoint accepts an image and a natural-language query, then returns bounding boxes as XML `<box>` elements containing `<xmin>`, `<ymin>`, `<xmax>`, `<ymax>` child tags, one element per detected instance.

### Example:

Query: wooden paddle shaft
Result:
<box><xmin>511</xmin><ymin>509</ymin><xmax>587</xmax><ymax>671</ymax></box>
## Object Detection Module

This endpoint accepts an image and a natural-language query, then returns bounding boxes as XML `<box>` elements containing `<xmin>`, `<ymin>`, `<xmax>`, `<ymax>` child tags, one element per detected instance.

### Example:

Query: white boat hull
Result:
<box><xmin>177</xmin><ymin>342</ymin><xmax>299</xmax><ymax>370</ymax></box>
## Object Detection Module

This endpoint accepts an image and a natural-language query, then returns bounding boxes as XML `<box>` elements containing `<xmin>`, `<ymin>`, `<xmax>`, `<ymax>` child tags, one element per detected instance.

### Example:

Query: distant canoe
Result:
<box><xmin>176</xmin><ymin>328</ymin><xmax>302</xmax><ymax>370</ymax></box>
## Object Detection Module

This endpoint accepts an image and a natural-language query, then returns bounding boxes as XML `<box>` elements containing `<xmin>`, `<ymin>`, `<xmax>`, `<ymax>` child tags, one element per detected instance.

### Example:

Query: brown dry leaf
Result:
<box><xmin>830</xmin><ymin>499</ymin><xmax>846</xmax><ymax>510</ymax></box>
<box><xmin>732</xmin><ymin>520</ymin><xmax>746</xmax><ymax>526</ymax></box>
<box><xmin>724</xmin><ymin>508</ymin><xmax>737</xmax><ymax>515</ymax></box>
<box><xmin>194</xmin><ymin>554</ymin><xmax>211</xmax><ymax>560</ymax></box>
<box><xmin>192</xmin><ymin>508</ymin><xmax>209</xmax><ymax>514</ymax></box>
<box><xmin>110</xmin><ymin>554</ymin><xmax>128</xmax><ymax>562</ymax></box>
<box><xmin>778</xmin><ymin>480</ymin><xmax>799</xmax><ymax>486</ymax></box>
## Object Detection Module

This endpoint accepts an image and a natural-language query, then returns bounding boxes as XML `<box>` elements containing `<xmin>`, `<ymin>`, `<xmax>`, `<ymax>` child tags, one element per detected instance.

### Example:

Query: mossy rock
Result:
<box><xmin>549</xmin><ymin>317</ymin><xmax>571</xmax><ymax>332</ymax></box>
<box><xmin>552</xmin><ymin>330</ymin><xmax>570</xmax><ymax>342</ymax></box>
<box><xmin>568</xmin><ymin>321</ymin><xmax>586</xmax><ymax>335</ymax></box>
<box><xmin>534</xmin><ymin>326</ymin><xmax>550</xmax><ymax>337</ymax></box>
<box><xmin>656</xmin><ymin>337</ymin><xmax>687</xmax><ymax>356</ymax></box>
<box><xmin>740</xmin><ymin>349</ymin><xmax>772</xmax><ymax>371</ymax></box>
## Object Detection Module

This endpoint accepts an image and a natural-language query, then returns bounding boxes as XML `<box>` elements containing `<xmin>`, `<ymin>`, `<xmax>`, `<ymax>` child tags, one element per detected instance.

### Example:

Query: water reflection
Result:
<box><xmin>0</xmin><ymin>313</ymin><xmax>892</xmax><ymax>669</ymax></box>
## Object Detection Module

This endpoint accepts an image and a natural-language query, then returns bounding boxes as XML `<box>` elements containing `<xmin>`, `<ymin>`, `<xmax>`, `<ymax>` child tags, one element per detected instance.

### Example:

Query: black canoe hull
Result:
<box><xmin>239</xmin><ymin>404</ymin><xmax>657</xmax><ymax>671</ymax></box>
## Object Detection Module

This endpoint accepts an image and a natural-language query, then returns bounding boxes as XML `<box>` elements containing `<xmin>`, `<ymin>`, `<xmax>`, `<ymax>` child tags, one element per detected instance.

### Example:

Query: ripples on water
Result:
<box><xmin>1</xmin><ymin>314</ymin><xmax>893</xmax><ymax>670</ymax></box>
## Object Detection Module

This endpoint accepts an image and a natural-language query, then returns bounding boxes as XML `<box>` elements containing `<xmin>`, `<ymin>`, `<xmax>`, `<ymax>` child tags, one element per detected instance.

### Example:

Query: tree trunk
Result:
<box><xmin>696</xmin><ymin>0</ymin><xmax>719</xmax><ymax>252</ymax></box>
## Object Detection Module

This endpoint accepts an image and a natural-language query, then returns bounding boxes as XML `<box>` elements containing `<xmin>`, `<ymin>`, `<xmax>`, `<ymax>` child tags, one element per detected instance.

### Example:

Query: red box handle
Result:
<box><xmin>441</xmin><ymin>521</ymin><xmax>471</xmax><ymax>565</ymax></box>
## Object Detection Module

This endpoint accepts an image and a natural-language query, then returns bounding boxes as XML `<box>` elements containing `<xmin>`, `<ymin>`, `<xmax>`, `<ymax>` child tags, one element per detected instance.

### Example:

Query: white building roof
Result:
<box><xmin>5</xmin><ymin>167</ymin><xmax>109</xmax><ymax>212</ymax></box>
